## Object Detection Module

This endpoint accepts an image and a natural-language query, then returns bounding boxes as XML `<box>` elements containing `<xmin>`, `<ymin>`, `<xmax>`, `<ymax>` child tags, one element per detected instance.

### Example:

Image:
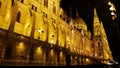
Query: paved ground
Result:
<box><xmin>0</xmin><ymin>63</ymin><xmax>120</xmax><ymax>68</ymax></box>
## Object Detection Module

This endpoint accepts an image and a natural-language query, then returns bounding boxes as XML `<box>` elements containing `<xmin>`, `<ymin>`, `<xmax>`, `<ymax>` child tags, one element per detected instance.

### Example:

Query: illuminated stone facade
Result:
<box><xmin>0</xmin><ymin>0</ymin><xmax>113</xmax><ymax>65</ymax></box>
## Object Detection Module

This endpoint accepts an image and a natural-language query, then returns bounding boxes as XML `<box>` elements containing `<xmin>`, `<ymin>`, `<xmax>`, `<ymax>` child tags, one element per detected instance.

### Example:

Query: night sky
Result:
<box><xmin>60</xmin><ymin>0</ymin><xmax>120</xmax><ymax>62</ymax></box>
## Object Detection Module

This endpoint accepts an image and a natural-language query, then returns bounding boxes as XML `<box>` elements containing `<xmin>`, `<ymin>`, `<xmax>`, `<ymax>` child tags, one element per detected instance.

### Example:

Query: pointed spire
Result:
<box><xmin>100</xmin><ymin>22</ymin><xmax>107</xmax><ymax>37</ymax></box>
<box><xmin>94</xmin><ymin>8</ymin><xmax>101</xmax><ymax>27</ymax></box>
<box><xmin>93</xmin><ymin>8</ymin><xmax>101</xmax><ymax>36</ymax></box>
<box><xmin>76</xmin><ymin>9</ymin><xmax>79</xmax><ymax>18</ymax></box>
<box><xmin>70</xmin><ymin>3</ymin><xmax>72</xmax><ymax>18</ymax></box>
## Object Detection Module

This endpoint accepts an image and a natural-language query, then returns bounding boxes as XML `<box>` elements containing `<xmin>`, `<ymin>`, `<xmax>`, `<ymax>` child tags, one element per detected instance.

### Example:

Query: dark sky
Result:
<box><xmin>60</xmin><ymin>0</ymin><xmax>120</xmax><ymax>62</ymax></box>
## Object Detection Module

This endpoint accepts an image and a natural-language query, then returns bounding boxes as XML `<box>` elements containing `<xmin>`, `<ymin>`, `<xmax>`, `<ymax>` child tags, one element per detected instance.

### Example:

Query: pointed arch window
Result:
<box><xmin>21</xmin><ymin>0</ymin><xmax>24</xmax><ymax>3</ymax></box>
<box><xmin>98</xmin><ymin>41</ymin><xmax>101</xmax><ymax>47</ymax></box>
<box><xmin>52</xmin><ymin>2</ymin><xmax>56</xmax><ymax>13</ymax></box>
<box><xmin>35</xmin><ymin>7</ymin><xmax>37</xmax><ymax>12</ymax></box>
<box><xmin>44</xmin><ymin>0</ymin><xmax>48</xmax><ymax>7</ymax></box>
<box><xmin>12</xmin><ymin>0</ymin><xmax>14</xmax><ymax>6</ymax></box>
<box><xmin>16</xmin><ymin>11</ymin><xmax>21</xmax><ymax>23</ymax></box>
<box><xmin>0</xmin><ymin>1</ymin><xmax>1</xmax><ymax>8</ymax></box>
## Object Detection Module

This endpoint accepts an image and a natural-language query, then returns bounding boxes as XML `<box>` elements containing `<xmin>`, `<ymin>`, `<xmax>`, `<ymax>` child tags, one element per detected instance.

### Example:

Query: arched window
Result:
<box><xmin>12</xmin><ymin>0</ymin><xmax>14</xmax><ymax>6</ymax></box>
<box><xmin>21</xmin><ymin>0</ymin><xmax>24</xmax><ymax>3</ymax></box>
<box><xmin>52</xmin><ymin>2</ymin><xmax>56</xmax><ymax>13</ymax></box>
<box><xmin>98</xmin><ymin>41</ymin><xmax>101</xmax><ymax>47</ymax></box>
<box><xmin>44</xmin><ymin>0</ymin><xmax>48</xmax><ymax>7</ymax></box>
<box><xmin>16</xmin><ymin>11</ymin><xmax>21</xmax><ymax>22</ymax></box>
<box><xmin>0</xmin><ymin>1</ymin><xmax>1</xmax><ymax>8</ymax></box>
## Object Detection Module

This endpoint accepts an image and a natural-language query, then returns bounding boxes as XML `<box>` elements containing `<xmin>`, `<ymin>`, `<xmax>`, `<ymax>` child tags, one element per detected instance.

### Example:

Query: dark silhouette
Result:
<box><xmin>65</xmin><ymin>52</ymin><xmax>71</xmax><ymax>67</ymax></box>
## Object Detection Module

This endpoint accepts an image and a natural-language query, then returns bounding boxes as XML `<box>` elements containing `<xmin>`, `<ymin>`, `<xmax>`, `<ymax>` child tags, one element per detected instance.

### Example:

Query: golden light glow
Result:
<box><xmin>109</xmin><ymin>6</ymin><xmax>115</xmax><ymax>11</ymax></box>
<box><xmin>111</xmin><ymin>11</ymin><xmax>115</xmax><ymax>15</ymax></box>
<box><xmin>17</xmin><ymin>42</ymin><xmax>25</xmax><ymax>50</ymax></box>
<box><xmin>108</xmin><ymin>2</ymin><xmax>112</xmax><ymax>5</ymax></box>
<box><xmin>16</xmin><ymin>42</ymin><xmax>25</xmax><ymax>56</ymax></box>
<box><xmin>38</xmin><ymin>28</ymin><xmax>41</xmax><ymax>33</ymax></box>
<box><xmin>60</xmin><ymin>52</ymin><xmax>63</xmax><ymax>58</ymax></box>
<box><xmin>35</xmin><ymin>46</ymin><xmax>42</xmax><ymax>54</ymax></box>
<box><xmin>0</xmin><ymin>0</ymin><xmax>113</xmax><ymax>64</ymax></box>
<box><xmin>86</xmin><ymin>58</ymin><xmax>90</xmax><ymax>62</ymax></box>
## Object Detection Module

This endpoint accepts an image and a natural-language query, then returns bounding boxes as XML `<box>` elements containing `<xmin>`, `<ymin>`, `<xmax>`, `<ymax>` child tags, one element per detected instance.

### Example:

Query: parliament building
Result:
<box><xmin>0</xmin><ymin>0</ymin><xmax>113</xmax><ymax>65</ymax></box>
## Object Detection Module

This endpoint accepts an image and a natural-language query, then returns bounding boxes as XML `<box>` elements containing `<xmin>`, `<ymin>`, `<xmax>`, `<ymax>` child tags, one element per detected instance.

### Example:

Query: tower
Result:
<box><xmin>93</xmin><ymin>8</ymin><xmax>113</xmax><ymax>63</ymax></box>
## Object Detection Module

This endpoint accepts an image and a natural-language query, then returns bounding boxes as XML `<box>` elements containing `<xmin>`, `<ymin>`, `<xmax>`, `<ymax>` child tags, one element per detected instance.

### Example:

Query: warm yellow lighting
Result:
<box><xmin>51</xmin><ymin>49</ymin><xmax>54</xmax><ymax>56</ymax></box>
<box><xmin>111</xmin><ymin>11</ymin><xmax>115</xmax><ymax>15</ymax></box>
<box><xmin>75</xmin><ymin>56</ymin><xmax>77</xmax><ymax>59</ymax></box>
<box><xmin>51</xmin><ymin>44</ymin><xmax>53</xmax><ymax>47</ymax></box>
<box><xmin>60</xmin><ymin>51</ymin><xmax>63</xmax><ymax>58</ymax></box>
<box><xmin>5</xmin><ymin>10</ymin><xmax>11</xmax><ymax>22</ymax></box>
<box><xmin>109</xmin><ymin>6</ymin><xmax>115</xmax><ymax>11</ymax></box>
<box><xmin>86</xmin><ymin>58</ymin><xmax>90</xmax><ymax>62</ymax></box>
<box><xmin>36</xmin><ymin>47</ymin><xmax>42</xmax><ymax>54</ymax></box>
<box><xmin>108</xmin><ymin>1</ymin><xmax>112</xmax><ymax>5</ymax></box>
<box><xmin>74</xmin><ymin>48</ymin><xmax>76</xmax><ymax>50</ymax></box>
<box><xmin>50</xmin><ymin>40</ymin><xmax>53</xmax><ymax>44</ymax></box>
<box><xmin>16</xmin><ymin>42</ymin><xmax>25</xmax><ymax>55</ymax></box>
<box><xmin>18</xmin><ymin>42</ymin><xmax>25</xmax><ymax>50</ymax></box>
<box><xmin>38</xmin><ymin>28</ymin><xmax>41</xmax><ymax>33</ymax></box>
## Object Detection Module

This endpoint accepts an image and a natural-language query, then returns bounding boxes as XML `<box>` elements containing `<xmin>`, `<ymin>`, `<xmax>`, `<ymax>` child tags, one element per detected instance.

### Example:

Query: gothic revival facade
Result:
<box><xmin>0</xmin><ymin>0</ymin><xmax>113</xmax><ymax>65</ymax></box>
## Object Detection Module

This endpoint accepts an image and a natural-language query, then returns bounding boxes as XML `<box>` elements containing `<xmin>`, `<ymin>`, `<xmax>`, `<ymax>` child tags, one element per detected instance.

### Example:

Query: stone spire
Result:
<box><xmin>93</xmin><ymin>8</ymin><xmax>101</xmax><ymax>36</ymax></box>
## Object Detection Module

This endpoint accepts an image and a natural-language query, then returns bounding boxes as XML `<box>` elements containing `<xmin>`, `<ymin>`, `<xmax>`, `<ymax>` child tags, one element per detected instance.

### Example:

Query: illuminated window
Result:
<box><xmin>16</xmin><ymin>11</ymin><xmax>21</xmax><ymax>22</ymax></box>
<box><xmin>44</xmin><ymin>0</ymin><xmax>48</xmax><ymax>7</ymax></box>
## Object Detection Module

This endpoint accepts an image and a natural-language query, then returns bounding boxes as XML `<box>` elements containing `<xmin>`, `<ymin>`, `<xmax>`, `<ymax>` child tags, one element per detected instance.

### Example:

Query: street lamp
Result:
<box><xmin>108</xmin><ymin>1</ymin><xmax>117</xmax><ymax>20</ymax></box>
<box><xmin>50</xmin><ymin>40</ymin><xmax>53</xmax><ymax>65</ymax></box>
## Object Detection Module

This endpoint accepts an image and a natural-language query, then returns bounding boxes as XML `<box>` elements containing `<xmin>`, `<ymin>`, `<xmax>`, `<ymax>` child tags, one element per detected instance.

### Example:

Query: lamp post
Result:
<box><xmin>50</xmin><ymin>40</ymin><xmax>53</xmax><ymax>65</ymax></box>
<box><xmin>108</xmin><ymin>1</ymin><xmax>117</xmax><ymax>20</ymax></box>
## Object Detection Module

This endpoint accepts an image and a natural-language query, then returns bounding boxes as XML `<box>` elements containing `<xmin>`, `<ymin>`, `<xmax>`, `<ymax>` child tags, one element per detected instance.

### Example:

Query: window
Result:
<box><xmin>60</xmin><ymin>15</ymin><xmax>62</xmax><ymax>18</ymax></box>
<box><xmin>32</xmin><ymin>5</ymin><xmax>34</xmax><ymax>10</ymax></box>
<box><xmin>21</xmin><ymin>0</ymin><xmax>24</xmax><ymax>3</ymax></box>
<box><xmin>43</xmin><ymin>12</ymin><xmax>47</xmax><ymax>18</ymax></box>
<box><xmin>91</xmin><ymin>43</ymin><xmax>94</xmax><ymax>48</ymax></box>
<box><xmin>52</xmin><ymin>18</ymin><xmax>55</xmax><ymax>23</ymax></box>
<box><xmin>29</xmin><ymin>9</ymin><xmax>32</xmax><ymax>16</ymax></box>
<box><xmin>35</xmin><ymin>7</ymin><xmax>37</xmax><ymax>12</ymax></box>
<box><xmin>31</xmin><ymin>5</ymin><xmax>37</xmax><ymax>12</ymax></box>
<box><xmin>12</xmin><ymin>0</ymin><xmax>14</xmax><ymax>6</ymax></box>
<box><xmin>0</xmin><ymin>1</ymin><xmax>1</xmax><ymax>7</ymax></box>
<box><xmin>44</xmin><ymin>0</ymin><xmax>48</xmax><ymax>7</ymax></box>
<box><xmin>16</xmin><ymin>11</ymin><xmax>21</xmax><ymax>22</ymax></box>
<box><xmin>98</xmin><ymin>42</ymin><xmax>100</xmax><ymax>47</ymax></box>
<box><xmin>99</xmin><ymin>52</ymin><xmax>101</xmax><ymax>56</ymax></box>
<box><xmin>52</xmin><ymin>2</ymin><xmax>56</xmax><ymax>13</ymax></box>
<box><xmin>42</xmin><ymin>12</ymin><xmax>47</xmax><ymax>24</ymax></box>
<box><xmin>52</xmin><ymin>18</ymin><xmax>56</xmax><ymax>29</ymax></box>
